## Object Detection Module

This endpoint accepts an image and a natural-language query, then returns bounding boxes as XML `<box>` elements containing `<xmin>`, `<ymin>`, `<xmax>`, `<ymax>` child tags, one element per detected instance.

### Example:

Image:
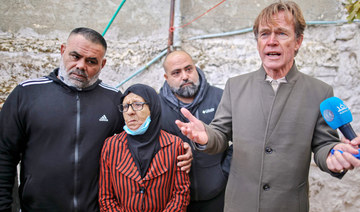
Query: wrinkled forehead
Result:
<box><xmin>124</xmin><ymin>92</ymin><xmax>145</xmax><ymax>101</ymax></box>
<box><xmin>259</xmin><ymin>10</ymin><xmax>293</xmax><ymax>28</ymax></box>
<box><xmin>65</xmin><ymin>35</ymin><xmax>106</xmax><ymax>60</ymax></box>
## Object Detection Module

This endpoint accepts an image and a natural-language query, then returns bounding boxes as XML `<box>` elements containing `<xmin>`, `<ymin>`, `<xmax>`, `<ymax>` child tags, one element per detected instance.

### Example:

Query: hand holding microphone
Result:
<box><xmin>320</xmin><ymin>97</ymin><xmax>360</xmax><ymax>159</ymax></box>
<box><xmin>320</xmin><ymin>97</ymin><xmax>356</xmax><ymax>140</ymax></box>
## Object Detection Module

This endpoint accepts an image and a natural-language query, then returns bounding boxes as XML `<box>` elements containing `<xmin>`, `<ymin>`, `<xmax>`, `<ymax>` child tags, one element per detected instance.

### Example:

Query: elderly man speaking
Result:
<box><xmin>174</xmin><ymin>1</ymin><xmax>360</xmax><ymax>212</ymax></box>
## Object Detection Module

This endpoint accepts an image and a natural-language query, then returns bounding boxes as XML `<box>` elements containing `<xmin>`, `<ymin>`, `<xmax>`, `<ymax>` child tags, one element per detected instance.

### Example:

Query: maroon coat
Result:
<box><xmin>99</xmin><ymin>130</ymin><xmax>190</xmax><ymax>212</ymax></box>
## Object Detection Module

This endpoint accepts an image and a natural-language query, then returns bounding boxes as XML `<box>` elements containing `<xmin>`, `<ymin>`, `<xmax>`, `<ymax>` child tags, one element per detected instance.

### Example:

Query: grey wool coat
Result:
<box><xmin>202</xmin><ymin>63</ymin><xmax>342</xmax><ymax>212</ymax></box>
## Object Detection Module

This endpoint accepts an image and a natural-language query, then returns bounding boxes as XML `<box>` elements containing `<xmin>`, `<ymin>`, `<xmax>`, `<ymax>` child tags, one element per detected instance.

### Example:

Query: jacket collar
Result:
<box><xmin>47</xmin><ymin>68</ymin><xmax>102</xmax><ymax>92</ymax></box>
<box><xmin>257</xmin><ymin>61</ymin><xmax>300</xmax><ymax>84</ymax></box>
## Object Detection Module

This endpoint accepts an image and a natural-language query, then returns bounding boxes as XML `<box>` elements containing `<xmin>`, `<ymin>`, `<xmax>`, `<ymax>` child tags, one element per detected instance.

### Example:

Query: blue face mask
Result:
<box><xmin>123</xmin><ymin>116</ymin><xmax>151</xmax><ymax>136</ymax></box>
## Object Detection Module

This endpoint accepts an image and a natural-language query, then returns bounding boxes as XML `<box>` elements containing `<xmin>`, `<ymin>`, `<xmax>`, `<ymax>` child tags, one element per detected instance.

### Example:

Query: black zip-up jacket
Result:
<box><xmin>0</xmin><ymin>69</ymin><xmax>124</xmax><ymax>212</ymax></box>
<box><xmin>159</xmin><ymin>68</ymin><xmax>233</xmax><ymax>202</ymax></box>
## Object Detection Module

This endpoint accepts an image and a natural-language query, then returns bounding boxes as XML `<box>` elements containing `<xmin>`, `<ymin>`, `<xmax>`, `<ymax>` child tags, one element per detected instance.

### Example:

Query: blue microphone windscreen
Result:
<box><xmin>320</xmin><ymin>97</ymin><xmax>353</xmax><ymax>130</ymax></box>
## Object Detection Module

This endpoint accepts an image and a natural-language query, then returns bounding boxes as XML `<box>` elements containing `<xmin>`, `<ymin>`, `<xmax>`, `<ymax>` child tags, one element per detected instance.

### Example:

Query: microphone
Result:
<box><xmin>320</xmin><ymin>97</ymin><xmax>360</xmax><ymax>159</ymax></box>
<box><xmin>320</xmin><ymin>97</ymin><xmax>357</xmax><ymax>140</ymax></box>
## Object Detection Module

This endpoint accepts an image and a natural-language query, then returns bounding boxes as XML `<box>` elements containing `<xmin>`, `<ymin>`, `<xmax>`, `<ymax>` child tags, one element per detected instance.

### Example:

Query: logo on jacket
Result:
<box><xmin>202</xmin><ymin>108</ymin><xmax>215</xmax><ymax>114</ymax></box>
<box><xmin>99</xmin><ymin>115</ymin><xmax>109</xmax><ymax>122</ymax></box>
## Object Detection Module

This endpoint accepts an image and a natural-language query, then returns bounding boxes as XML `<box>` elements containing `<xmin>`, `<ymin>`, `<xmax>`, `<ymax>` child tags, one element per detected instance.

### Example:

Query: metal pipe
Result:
<box><xmin>115</xmin><ymin>49</ymin><xmax>168</xmax><ymax>88</ymax></box>
<box><xmin>102</xmin><ymin>0</ymin><xmax>127</xmax><ymax>36</ymax></box>
<box><xmin>167</xmin><ymin>0</ymin><xmax>176</xmax><ymax>54</ymax></box>
<box><xmin>306</xmin><ymin>20</ymin><xmax>360</xmax><ymax>25</ymax></box>
<box><xmin>187</xmin><ymin>27</ymin><xmax>253</xmax><ymax>40</ymax></box>
<box><xmin>173</xmin><ymin>0</ymin><xmax>182</xmax><ymax>47</ymax></box>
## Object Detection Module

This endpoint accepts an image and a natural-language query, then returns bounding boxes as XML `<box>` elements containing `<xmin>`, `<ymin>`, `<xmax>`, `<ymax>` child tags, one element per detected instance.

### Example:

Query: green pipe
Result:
<box><xmin>102</xmin><ymin>0</ymin><xmax>127</xmax><ymax>36</ymax></box>
<box><xmin>115</xmin><ymin>49</ymin><xmax>168</xmax><ymax>88</ymax></box>
<box><xmin>307</xmin><ymin>20</ymin><xmax>359</xmax><ymax>25</ymax></box>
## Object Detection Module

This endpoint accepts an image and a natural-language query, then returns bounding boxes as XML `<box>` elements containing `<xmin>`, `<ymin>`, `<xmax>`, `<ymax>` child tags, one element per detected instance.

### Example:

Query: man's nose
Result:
<box><xmin>76</xmin><ymin>58</ymin><xmax>86</xmax><ymax>70</ymax></box>
<box><xmin>180</xmin><ymin>70</ymin><xmax>189</xmax><ymax>80</ymax></box>
<box><xmin>268</xmin><ymin>33</ymin><xmax>279</xmax><ymax>45</ymax></box>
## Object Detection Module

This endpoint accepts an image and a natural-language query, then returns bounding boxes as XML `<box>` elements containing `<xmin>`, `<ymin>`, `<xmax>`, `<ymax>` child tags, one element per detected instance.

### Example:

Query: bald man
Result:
<box><xmin>159</xmin><ymin>50</ymin><xmax>232</xmax><ymax>212</ymax></box>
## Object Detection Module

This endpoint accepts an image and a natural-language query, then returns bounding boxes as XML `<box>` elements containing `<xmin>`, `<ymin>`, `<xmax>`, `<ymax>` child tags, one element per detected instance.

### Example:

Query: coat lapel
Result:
<box><xmin>258</xmin><ymin>63</ymin><xmax>300</xmax><ymax>141</ymax></box>
<box><xmin>143</xmin><ymin>148</ymin><xmax>169</xmax><ymax>181</ymax></box>
<box><xmin>116</xmin><ymin>131</ymin><xmax>172</xmax><ymax>182</ymax></box>
<box><xmin>143</xmin><ymin>131</ymin><xmax>171</xmax><ymax>181</ymax></box>
<box><xmin>115</xmin><ymin>140</ymin><xmax>142</xmax><ymax>183</ymax></box>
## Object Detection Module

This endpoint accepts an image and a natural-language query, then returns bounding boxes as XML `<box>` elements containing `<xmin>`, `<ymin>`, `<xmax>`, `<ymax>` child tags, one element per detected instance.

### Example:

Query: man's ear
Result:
<box><xmin>295</xmin><ymin>34</ymin><xmax>303</xmax><ymax>52</ymax></box>
<box><xmin>164</xmin><ymin>73</ymin><xmax>168</xmax><ymax>80</ymax></box>
<box><xmin>101</xmin><ymin>58</ymin><xmax>107</xmax><ymax>69</ymax></box>
<box><xmin>60</xmin><ymin>44</ymin><xmax>66</xmax><ymax>56</ymax></box>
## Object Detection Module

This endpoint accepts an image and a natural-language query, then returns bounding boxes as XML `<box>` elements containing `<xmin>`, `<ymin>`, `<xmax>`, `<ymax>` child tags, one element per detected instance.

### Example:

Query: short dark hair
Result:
<box><xmin>69</xmin><ymin>27</ymin><xmax>107</xmax><ymax>51</ymax></box>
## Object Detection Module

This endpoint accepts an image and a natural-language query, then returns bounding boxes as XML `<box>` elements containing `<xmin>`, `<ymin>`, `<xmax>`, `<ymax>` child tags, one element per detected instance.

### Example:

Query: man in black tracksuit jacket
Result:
<box><xmin>0</xmin><ymin>28</ymin><xmax>124</xmax><ymax>212</ymax></box>
<box><xmin>0</xmin><ymin>69</ymin><xmax>124</xmax><ymax>211</ymax></box>
<box><xmin>159</xmin><ymin>50</ymin><xmax>232</xmax><ymax>212</ymax></box>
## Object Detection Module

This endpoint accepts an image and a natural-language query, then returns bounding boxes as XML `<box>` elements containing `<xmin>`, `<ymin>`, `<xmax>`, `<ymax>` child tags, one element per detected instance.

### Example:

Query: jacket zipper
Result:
<box><xmin>73</xmin><ymin>93</ymin><xmax>80</xmax><ymax>211</ymax></box>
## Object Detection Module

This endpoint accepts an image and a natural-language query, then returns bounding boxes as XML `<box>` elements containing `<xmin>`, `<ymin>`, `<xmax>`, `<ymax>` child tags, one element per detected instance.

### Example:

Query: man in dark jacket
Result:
<box><xmin>159</xmin><ymin>50</ymin><xmax>232</xmax><ymax>212</ymax></box>
<box><xmin>0</xmin><ymin>28</ymin><xmax>192</xmax><ymax>212</ymax></box>
<box><xmin>0</xmin><ymin>27</ymin><xmax>124</xmax><ymax>212</ymax></box>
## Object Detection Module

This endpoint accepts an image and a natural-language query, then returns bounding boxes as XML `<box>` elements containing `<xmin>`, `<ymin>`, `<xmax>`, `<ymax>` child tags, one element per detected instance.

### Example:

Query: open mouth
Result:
<box><xmin>266</xmin><ymin>52</ymin><xmax>281</xmax><ymax>56</ymax></box>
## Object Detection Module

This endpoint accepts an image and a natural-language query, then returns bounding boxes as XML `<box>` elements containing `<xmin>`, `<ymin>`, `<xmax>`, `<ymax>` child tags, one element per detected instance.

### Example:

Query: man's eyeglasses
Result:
<box><xmin>119</xmin><ymin>102</ymin><xmax>148</xmax><ymax>112</ymax></box>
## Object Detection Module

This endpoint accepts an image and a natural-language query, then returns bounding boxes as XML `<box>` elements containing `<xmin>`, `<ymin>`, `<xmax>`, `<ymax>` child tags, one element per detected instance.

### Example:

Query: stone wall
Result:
<box><xmin>1</xmin><ymin>0</ymin><xmax>360</xmax><ymax>211</ymax></box>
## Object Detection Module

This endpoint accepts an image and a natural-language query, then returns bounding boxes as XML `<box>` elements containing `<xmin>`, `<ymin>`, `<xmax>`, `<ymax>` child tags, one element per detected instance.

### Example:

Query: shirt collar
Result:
<box><xmin>265</xmin><ymin>75</ymin><xmax>288</xmax><ymax>84</ymax></box>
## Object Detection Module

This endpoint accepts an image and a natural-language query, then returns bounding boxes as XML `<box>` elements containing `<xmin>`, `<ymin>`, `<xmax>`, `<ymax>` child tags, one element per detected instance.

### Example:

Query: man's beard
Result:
<box><xmin>58</xmin><ymin>58</ymin><xmax>100</xmax><ymax>90</ymax></box>
<box><xmin>170</xmin><ymin>79</ymin><xmax>200</xmax><ymax>98</ymax></box>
